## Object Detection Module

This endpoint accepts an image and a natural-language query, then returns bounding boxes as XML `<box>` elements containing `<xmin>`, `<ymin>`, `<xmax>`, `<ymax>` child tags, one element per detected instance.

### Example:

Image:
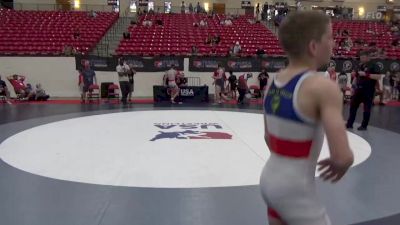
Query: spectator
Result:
<box><xmin>123</xmin><ymin>31</ymin><xmax>131</xmax><ymax>39</ymax></box>
<box><xmin>193</xmin><ymin>22</ymin><xmax>199</xmax><ymax>27</ymax></box>
<box><xmin>116</xmin><ymin>58</ymin><xmax>131</xmax><ymax>105</ymax></box>
<box><xmin>176</xmin><ymin>71</ymin><xmax>188</xmax><ymax>87</ymax></box>
<box><xmin>381</xmin><ymin>71</ymin><xmax>392</xmax><ymax>103</ymax></box>
<box><xmin>205</xmin><ymin>34</ymin><xmax>213</xmax><ymax>45</ymax></box>
<box><xmin>392</xmin><ymin>38</ymin><xmax>400</xmax><ymax>47</ymax></box>
<box><xmin>343</xmin><ymin>36</ymin><xmax>353</xmax><ymax>51</ymax></box>
<box><xmin>81</xmin><ymin>61</ymin><xmax>97</xmax><ymax>103</ymax></box>
<box><xmin>224</xmin><ymin>19</ymin><xmax>233</xmax><ymax>26</ymax></box>
<box><xmin>237</xmin><ymin>73</ymin><xmax>252</xmax><ymax>104</ymax></box>
<box><xmin>248</xmin><ymin>18</ymin><xmax>256</xmax><ymax>24</ymax></box>
<box><xmin>256</xmin><ymin>3</ymin><xmax>260</xmax><ymax>20</ymax></box>
<box><xmin>78</xmin><ymin>70</ymin><xmax>85</xmax><ymax>103</ymax></box>
<box><xmin>256</xmin><ymin>47</ymin><xmax>266</xmax><ymax>56</ymax></box>
<box><xmin>142</xmin><ymin>19</ymin><xmax>152</xmax><ymax>27</ymax></box>
<box><xmin>24</xmin><ymin>83</ymin><xmax>36</xmax><ymax>101</ymax></box>
<box><xmin>127</xmin><ymin>63</ymin><xmax>136</xmax><ymax>102</ymax></box>
<box><xmin>233</xmin><ymin>41</ymin><xmax>241</xmax><ymax>56</ymax></box>
<box><xmin>188</xmin><ymin>3</ymin><xmax>193</xmax><ymax>13</ymax></box>
<box><xmin>191</xmin><ymin>45</ymin><xmax>199</xmax><ymax>55</ymax></box>
<box><xmin>213</xmin><ymin>34</ymin><xmax>221</xmax><ymax>45</ymax></box>
<box><xmin>0</xmin><ymin>75</ymin><xmax>11</xmax><ymax>104</ymax></box>
<box><xmin>73</xmin><ymin>29</ymin><xmax>80</xmax><ymax>40</ymax></box>
<box><xmin>196</xmin><ymin>2</ymin><xmax>201</xmax><ymax>13</ymax></box>
<box><xmin>326</xmin><ymin>66</ymin><xmax>337</xmax><ymax>81</ymax></box>
<box><xmin>258</xmin><ymin>69</ymin><xmax>269</xmax><ymax>95</ymax></box>
<box><xmin>342</xmin><ymin>29</ymin><xmax>349</xmax><ymax>37</ymax></box>
<box><xmin>63</xmin><ymin>45</ymin><xmax>76</xmax><ymax>56</ymax></box>
<box><xmin>35</xmin><ymin>83</ymin><xmax>50</xmax><ymax>101</ymax></box>
<box><xmin>228</xmin><ymin>71</ymin><xmax>237</xmax><ymax>99</ymax></box>
<box><xmin>7</xmin><ymin>74</ymin><xmax>28</xmax><ymax>99</ymax></box>
<box><xmin>181</xmin><ymin>1</ymin><xmax>185</xmax><ymax>13</ymax></box>
<box><xmin>337</xmin><ymin>71</ymin><xmax>348</xmax><ymax>102</ymax></box>
<box><xmin>155</xmin><ymin>18</ymin><xmax>163</xmax><ymax>26</ymax></box>
<box><xmin>199</xmin><ymin>19</ymin><xmax>207</xmax><ymax>27</ymax></box>
<box><xmin>89</xmin><ymin>10</ymin><xmax>97</xmax><ymax>18</ymax></box>
<box><xmin>212</xmin><ymin>64</ymin><xmax>229</xmax><ymax>104</ymax></box>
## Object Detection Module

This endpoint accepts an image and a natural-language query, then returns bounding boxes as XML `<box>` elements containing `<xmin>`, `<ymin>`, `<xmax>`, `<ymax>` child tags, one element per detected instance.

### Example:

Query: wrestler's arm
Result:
<box><xmin>316</xmin><ymin>78</ymin><xmax>354</xmax><ymax>182</ymax></box>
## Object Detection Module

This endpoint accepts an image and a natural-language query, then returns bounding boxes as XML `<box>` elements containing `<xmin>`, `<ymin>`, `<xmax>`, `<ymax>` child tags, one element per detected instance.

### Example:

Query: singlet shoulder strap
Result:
<box><xmin>293</xmin><ymin>71</ymin><xmax>317</xmax><ymax>125</ymax></box>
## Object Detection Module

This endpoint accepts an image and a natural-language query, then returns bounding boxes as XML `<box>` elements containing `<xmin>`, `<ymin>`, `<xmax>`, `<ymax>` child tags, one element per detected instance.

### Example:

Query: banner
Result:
<box><xmin>75</xmin><ymin>55</ymin><xmax>184</xmax><ymax>72</ymax></box>
<box><xmin>153</xmin><ymin>86</ymin><xmax>209</xmax><ymax>103</ymax></box>
<box><xmin>75</xmin><ymin>55</ymin><xmax>399</xmax><ymax>74</ymax></box>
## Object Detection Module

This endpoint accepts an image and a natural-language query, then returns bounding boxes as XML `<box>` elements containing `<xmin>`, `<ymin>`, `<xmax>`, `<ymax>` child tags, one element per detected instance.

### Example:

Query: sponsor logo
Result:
<box><xmin>390</xmin><ymin>62</ymin><xmax>400</xmax><ymax>72</ymax></box>
<box><xmin>150</xmin><ymin>123</ymin><xmax>232</xmax><ymax>141</ymax></box>
<box><xmin>343</xmin><ymin>60</ymin><xmax>353</xmax><ymax>72</ymax></box>
<box><xmin>180</xmin><ymin>88</ymin><xmax>194</xmax><ymax>96</ymax></box>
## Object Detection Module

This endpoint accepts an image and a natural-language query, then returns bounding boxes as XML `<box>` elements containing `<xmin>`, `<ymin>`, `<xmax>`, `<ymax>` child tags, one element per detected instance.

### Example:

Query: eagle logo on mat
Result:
<box><xmin>150</xmin><ymin>123</ymin><xmax>232</xmax><ymax>141</ymax></box>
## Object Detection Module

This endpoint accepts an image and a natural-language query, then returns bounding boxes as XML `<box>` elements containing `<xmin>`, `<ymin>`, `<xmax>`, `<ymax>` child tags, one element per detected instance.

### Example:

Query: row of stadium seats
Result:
<box><xmin>0</xmin><ymin>8</ymin><xmax>118</xmax><ymax>55</ymax></box>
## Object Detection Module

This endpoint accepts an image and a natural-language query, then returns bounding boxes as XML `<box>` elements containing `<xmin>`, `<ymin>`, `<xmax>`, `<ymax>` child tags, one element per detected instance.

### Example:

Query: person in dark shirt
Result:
<box><xmin>227</xmin><ymin>71</ymin><xmax>237</xmax><ymax>99</ymax></box>
<box><xmin>346</xmin><ymin>51</ymin><xmax>382</xmax><ymax>130</ymax></box>
<box><xmin>81</xmin><ymin>61</ymin><xmax>97</xmax><ymax>103</ymax></box>
<box><xmin>258</xmin><ymin>69</ymin><xmax>269</xmax><ymax>97</ymax></box>
<box><xmin>0</xmin><ymin>75</ymin><xmax>11</xmax><ymax>104</ymax></box>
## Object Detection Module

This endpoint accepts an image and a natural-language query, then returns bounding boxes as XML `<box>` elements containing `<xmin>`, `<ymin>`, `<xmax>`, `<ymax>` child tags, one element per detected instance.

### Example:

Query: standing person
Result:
<box><xmin>237</xmin><ymin>73</ymin><xmax>251</xmax><ymax>104</ymax></box>
<box><xmin>0</xmin><ymin>75</ymin><xmax>12</xmax><ymax>104</ymax></box>
<box><xmin>260</xmin><ymin>11</ymin><xmax>353</xmax><ymax>225</ymax></box>
<box><xmin>212</xmin><ymin>64</ymin><xmax>228</xmax><ymax>104</ymax></box>
<box><xmin>78</xmin><ymin>70</ymin><xmax>85</xmax><ymax>103</ymax></box>
<box><xmin>127</xmin><ymin>64</ymin><xmax>136</xmax><ymax>102</ymax></box>
<box><xmin>337</xmin><ymin>70</ymin><xmax>349</xmax><ymax>102</ymax></box>
<box><xmin>228</xmin><ymin>71</ymin><xmax>237</xmax><ymax>100</ymax></box>
<box><xmin>81</xmin><ymin>61</ymin><xmax>97</xmax><ymax>103</ymax></box>
<box><xmin>346</xmin><ymin>51</ymin><xmax>382</xmax><ymax>130</ymax></box>
<box><xmin>116</xmin><ymin>58</ymin><xmax>131</xmax><ymax>105</ymax></box>
<box><xmin>163</xmin><ymin>65</ymin><xmax>180</xmax><ymax>104</ymax></box>
<box><xmin>258</xmin><ymin>68</ymin><xmax>269</xmax><ymax>97</ymax></box>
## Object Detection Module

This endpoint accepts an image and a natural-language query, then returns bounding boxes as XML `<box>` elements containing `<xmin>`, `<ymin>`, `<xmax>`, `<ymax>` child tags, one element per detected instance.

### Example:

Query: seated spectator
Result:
<box><xmin>191</xmin><ymin>45</ymin><xmax>199</xmax><ymax>55</ymax></box>
<box><xmin>233</xmin><ymin>41</ymin><xmax>241</xmax><ymax>56</ymax></box>
<box><xmin>256</xmin><ymin>47</ymin><xmax>265</xmax><ymax>56</ymax></box>
<box><xmin>342</xmin><ymin>29</ymin><xmax>349</xmax><ymax>37</ymax></box>
<box><xmin>24</xmin><ymin>83</ymin><xmax>36</xmax><ymax>101</ymax></box>
<box><xmin>213</xmin><ymin>35</ymin><xmax>221</xmax><ymax>45</ymax></box>
<box><xmin>199</xmin><ymin>19</ymin><xmax>207</xmax><ymax>27</ymax></box>
<box><xmin>142</xmin><ymin>19</ymin><xmax>152</xmax><ymax>27</ymax></box>
<box><xmin>205</xmin><ymin>34</ymin><xmax>213</xmax><ymax>45</ymax></box>
<box><xmin>248</xmin><ymin>18</ymin><xmax>256</xmax><ymax>24</ymax></box>
<box><xmin>73</xmin><ymin>29</ymin><xmax>81</xmax><ymax>40</ymax></box>
<box><xmin>63</xmin><ymin>45</ymin><xmax>77</xmax><ymax>56</ymax></box>
<box><xmin>210</xmin><ymin>47</ymin><xmax>217</xmax><ymax>55</ymax></box>
<box><xmin>366</xmin><ymin>28</ymin><xmax>375</xmax><ymax>35</ymax></box>
<box><xmin>35</xmin><ymin>83</ymin><xmax>50</xmax><ymax>101</ymax></box>
<box><xmin>89</xmin><ymin>10</ymin><xmax>97</xmax><ymax>18</ymax></box>
<box><xmin>343</xmin><ymin>36</ymin><xmax>353</xmax><ymax>51</ymax></box>
<box><xmin>123</xmin><ymin>31</ymin><xmax>131</xmax><ymax>39</ymax></box>
<box><xmin>392</xmin><ymin>39</ymin><xmax>400</xmax><ymax>47</ymax></box>
<box><xmin>0</xmin><ymin>75</ymin><xmax>11</xmax><ymax>104</ymax></box>
<box><xmin>224</xmin><ymin>19</ymin><xmax>233</xmax><ymax>26</ymax></box>
<box><xmin>354</xmin><ymin>38</ymin><xmax>364</xmax><ymax>47</ymax></box>
<box><xmin>7</xmin><ymin>74</ymin><xmax>28</xmax><ymax>99</ymax></box>
<box><xmin>155</xmin><ymin>18</ymin><xmax>163</xmax><ymax>26</ymax></box>
<box><xmin>193</xmin><ymin>22</ymin><xmax>199</xmax><ymax>27</ymax></box>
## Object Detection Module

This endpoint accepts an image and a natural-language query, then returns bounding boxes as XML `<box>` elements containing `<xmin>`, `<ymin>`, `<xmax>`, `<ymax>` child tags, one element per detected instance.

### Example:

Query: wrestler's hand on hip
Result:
<box><xmin>317</xmin><ymin>158</ymin><xmax>351</xmax><ymax>183</ymax></box>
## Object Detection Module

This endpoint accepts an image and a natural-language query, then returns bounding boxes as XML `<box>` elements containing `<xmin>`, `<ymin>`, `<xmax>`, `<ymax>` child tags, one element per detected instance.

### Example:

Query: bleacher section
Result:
<box><xmin>116</xmin><ymin>14</ymin><xmax>284</xmax><ymax>56</ymax></box>
<box><xmin>333</xmin><ymin>20</ymin><xmax>399</xmax><ymax>59</ymax></box>
<box><xmin>0</xmin><ymin>9</ymin><xmax>118</xmax><ymax>55</ymax></box>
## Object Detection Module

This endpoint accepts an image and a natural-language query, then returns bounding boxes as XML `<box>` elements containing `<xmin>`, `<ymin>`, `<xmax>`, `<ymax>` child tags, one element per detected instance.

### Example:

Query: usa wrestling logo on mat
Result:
<box><xmin>150</xmin><ymin>123</ymin><xmax>233</xmax><ymax>141</ymax></box>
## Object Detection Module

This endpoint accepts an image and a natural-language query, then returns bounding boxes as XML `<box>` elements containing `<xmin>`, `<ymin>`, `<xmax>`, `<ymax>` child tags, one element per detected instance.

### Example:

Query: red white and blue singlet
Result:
<box><xmin>260</xmin><ymin>71</ymin><xmax>331</xmax><ymax>225</ymax></box>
